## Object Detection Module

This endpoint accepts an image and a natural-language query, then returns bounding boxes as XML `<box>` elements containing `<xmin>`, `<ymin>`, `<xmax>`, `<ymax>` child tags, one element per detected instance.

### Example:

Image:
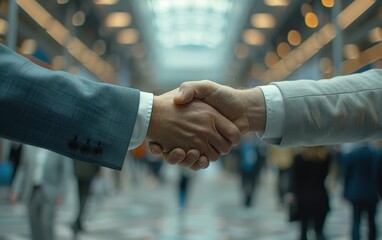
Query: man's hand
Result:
<box><xmin>146</xmin><ymin>89</ymin><xmax>241</xmax><ymax>168</ymax></box>
<box><xmin>149</xmin><ymin>81</ymin><xmax>267</xmax><ymax>166</ymax></box>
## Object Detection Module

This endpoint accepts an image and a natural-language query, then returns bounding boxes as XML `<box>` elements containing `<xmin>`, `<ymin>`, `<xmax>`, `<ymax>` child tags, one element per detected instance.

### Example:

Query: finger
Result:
<box><xmin>215</xmin><ymin>114</ymin><xmax>241</xmax><ymax>147</ymax></box>
<box><xmin>162</xmin><ymin>148</ymin><xmax>187</xmax><ymax>165</ymax></box>
<box><xmin>190</xmin><ymin>156</ymin><xmax>210</xmax><ymax>171</ymax></box>
<box><xmin>173</xmin><ymin>80</ymin><xmax>213</xmax><ymax>105</ymax></box>
<box><xmin>148</xmin><ymin>142</ymin><xmax>163</xmax><ymax>155</ymax></box>
<box><xmin>204</xmin><ymin>141</ymin><xmax>220</xmax><ymax>161</ymax></box>
<box><xmin>233</xmin><ymin>117</ymin><xmax>250</xmax><ymax>135</ymax></box>
<box><xmin>177</xmin><ymin>149</ymin><xmax>200</xmax><ymax>168</ymax></box>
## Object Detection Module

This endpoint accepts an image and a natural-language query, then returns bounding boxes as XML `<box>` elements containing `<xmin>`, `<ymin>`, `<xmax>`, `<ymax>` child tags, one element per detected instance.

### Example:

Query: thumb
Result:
<box><xmin>173</xmin><ymin>86</ymin><xmax>195</xmax><ymax>105</ymax></box>
<box><xmin>148</xmin><ymin>142</ymin><xmax>163</xmax><ymax>155</ymax></box>
<box><xmin>173</xmin><ymin>80</ymin><xmax>213</xmax><ymax>105</ymax></box>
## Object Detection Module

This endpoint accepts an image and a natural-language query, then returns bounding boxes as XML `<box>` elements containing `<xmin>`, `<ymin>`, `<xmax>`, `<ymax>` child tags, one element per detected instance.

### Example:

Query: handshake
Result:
<box><xmin>145</xmin><ymin>80</ymin><xmax>266</xmax><ymax>171</ymax></box>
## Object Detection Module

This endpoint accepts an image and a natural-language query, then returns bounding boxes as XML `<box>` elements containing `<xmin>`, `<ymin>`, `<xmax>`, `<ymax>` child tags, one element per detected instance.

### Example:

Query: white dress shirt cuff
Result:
<box><xmin>128</xmin><ymin>91</ymin><xmax>153</xmax><ymax>150</ymax></box>
<box><xmin>257</xmin><ymin>85</ymin><xmax>285</xmax><ymax>144</ymax></box>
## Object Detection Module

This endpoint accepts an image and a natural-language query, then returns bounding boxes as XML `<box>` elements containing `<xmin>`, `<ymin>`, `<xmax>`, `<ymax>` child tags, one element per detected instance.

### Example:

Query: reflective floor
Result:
<box><xmin>0</xmin><ymin>164</ymin><xmax>381</xmax><ymax>240</ymax></box>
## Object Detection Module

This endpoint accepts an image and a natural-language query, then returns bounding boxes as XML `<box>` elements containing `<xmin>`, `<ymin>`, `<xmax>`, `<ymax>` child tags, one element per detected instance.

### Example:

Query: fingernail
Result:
<box><xmin>176</xmin><ymin>154</ymin><xmax>183</xmax><ymax>162</ymax></box>
<box><xmin>175</xmin><ymin>91</ymin><xmax>183</xmax><ymax>99</ymax></box>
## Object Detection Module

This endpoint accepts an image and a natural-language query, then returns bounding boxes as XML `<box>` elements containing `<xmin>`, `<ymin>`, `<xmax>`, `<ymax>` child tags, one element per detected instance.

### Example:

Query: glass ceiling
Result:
<box><xmin>148</xmin><ymin>0</ymin><xmax>233</xmax><ymax>48</ymax></box>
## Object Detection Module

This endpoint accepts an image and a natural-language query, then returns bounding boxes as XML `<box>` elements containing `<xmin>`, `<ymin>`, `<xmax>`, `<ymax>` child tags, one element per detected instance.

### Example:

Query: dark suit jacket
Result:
<box><xmin>0</xmin><ymin>44</ymin><xmax>140</xmax><ymax>170</ymax></box>
<box><xmin>342</xmin><ymin>145</ymin><xmax>379</xmax><ymax>203</ymax></box>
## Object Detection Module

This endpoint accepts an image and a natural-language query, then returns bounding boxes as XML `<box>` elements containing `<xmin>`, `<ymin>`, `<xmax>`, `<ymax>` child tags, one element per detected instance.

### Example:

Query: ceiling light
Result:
<box><xmin>251</xmin><ymin>13</ymin><xmax>276</xmax><ymax>28</ymax></box>
<box><xmin>320</xmin><ymin>57</ymin><xmax>332</xmax><ymax>73</ymax></box>
<box><xmin>265</xmin><ymin>52</ymin><xmax>279</xmax><ymax>68</ymax></box>
<box><xmin>105</xmin><ymin>12</ymin><xmax>131</xmax><ymax>27</ymax></box>
<box><xmin>0</xmin><ymin>19</ymin><xmax>8</xmax><ymax>35</ymax></box>
<box><xmin>305</xmin><ymin>12</ymin><xmax>319</xmax><ymax>28</ymax></box>
<box><xmin>117</xmin><ymin>28</ymin><xmax>139</xmax><ymax>44</ymax></box>
<box><xmin>235</xmin><ymin>43</ymin><xmax>249</xmax><ymax>59</ymax></box>
<box><xmin>277</xmin><ymin>42</ymin><xmax>291</xmax><ymax>58</ymax></box>
<box><xmin>93</xmin><ymin>39</ymin><xmax>106</xmax><ymax>56</ymax></box>
<box><xmin>72</xmin><ymin>11</ymin><xmax>86</xmax><ymax>27</ymax></box>
<box><xmin>368</xmin><ymin>27</ymin><xmax>382</xmax><ymax>43</ymax></box>
<box><xmin>337</xmin><ymin>0</ymin><xmax>376</xmax><ymax>30</ymax></box>
<box><xmin>343</xmin><ymin>44</ymin><xmax>360</xmax><ymax>59</ymax></box>
<box><xmin>287</xmin><ymin>30</ymin><xmax>301</xmax><ymax>46</ymax></box>
<box><xmin>321</xmin><ymin>0</ymin><xmax>334</xmax><ymax>8</ymax></box>
<box><xmin>21</xmin><ymin>39</ymin><xmax>37</xmax><ymax>55</ymax></box>
<box><xmin>264</xmin><ymin>0</ymin><xmax>289</xmax><ymax>7</ymax></box>
<box><xmin>51</xmin><ymin>55</ymin><xmax>66</xmax><ymax>70</ymax></box>
<box><xmin>94</xmin><ymin>0</ymin><xmax>118</xmax><ymax>4</ymax></box>
<box><xmin>242</xmin><ymin>29</ymin><xmax>265</xmax><ymax>46</ymax></box>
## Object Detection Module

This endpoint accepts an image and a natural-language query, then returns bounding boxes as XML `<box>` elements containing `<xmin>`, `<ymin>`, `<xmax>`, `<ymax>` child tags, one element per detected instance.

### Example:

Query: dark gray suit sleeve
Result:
<box><xmin>0</xmin><ymin>44</ymin><xmax>140</xmax><ymax>170</ymax></box>
<box><xmin>272</xmin><ymin>69</ymin><xmax>382</xmax><ymax>146</ymax></box>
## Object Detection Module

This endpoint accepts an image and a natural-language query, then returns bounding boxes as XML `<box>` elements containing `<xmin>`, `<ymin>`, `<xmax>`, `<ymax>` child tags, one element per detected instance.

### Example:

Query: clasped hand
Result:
<box><xmin>146</xmin><ymin>81</ymin><xmax>266</xmax><ymax>171</ymax></box>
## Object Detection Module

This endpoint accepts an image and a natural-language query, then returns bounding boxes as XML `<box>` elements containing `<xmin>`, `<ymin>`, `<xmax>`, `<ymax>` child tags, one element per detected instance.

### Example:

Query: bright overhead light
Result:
<box><xmin>264</xmin><ymin>0</ymin><xmax>289</xmax><ymax>7</ymax></box>
<box><xmin>321</xmin><ymin>0</ymin><xmax>334</xmax><ymax>8</ymax></box>
<box><xmin>117</xmin><ymin>28</ymin><xmax>139</xmax><ymax>44</ymax></box>
<box><xmin>72</xmin><ymin>11</ymin><xmax>86</xmax><ymax>27</ymax></box>
<box><xmin>242</xmin><ymin>29</ymin><xmax>265</xmax><ymax>46</ymax></box>
<box><xmin>277</xmin><ymin>42</ymin><xmax>291</xmax><ymax>58</ymax></box>
<box><xmin>265</xmin><ymin>51</ymin><xmax>279</xmax><ymax>68</ymax></box>
<box><xmin>369</xmin><ymin>27</ymin><xmax>382</xmax><ymax>43</ymax></box>
<box><xmin>0</xmin><ymin>19</ymin><xmax>8</xmax><ymax>35</ymax></box>
<box><xmin>343</xmin><ymin>44</ymin><xmax>360</xmax><ymax>59</ymax></box>
<box><xmin>287</xmin><ymin>30</ymin><xmax>301</xmax><ymax>46</ymax></box>
<box><xmin>305</xmin><ymin>12</ymin><xmax>319</xmax><ymax>28</ymax></box>
<box><xmin>251</xmin><ymin>13</ymin><xmax>276</xmax><ymax>28</ymax></box>
<box><xmin>21</xmin><ymin>39</ymin><xmax>37</xmax><ymax>55</ymax></box>
<box><xmin>105</xmin><ymin>12</ymin><xmax>131</xmax><ymax>27</ymax></box>
<box><xmin>337</xmin><ymin>0</ymin><xmax>376</xmax><ymax>29</ymax></box>
<box><xmin>94</xmin><ymin>0</ymin><xmax>118</xmax><ymax>4</ymax></box>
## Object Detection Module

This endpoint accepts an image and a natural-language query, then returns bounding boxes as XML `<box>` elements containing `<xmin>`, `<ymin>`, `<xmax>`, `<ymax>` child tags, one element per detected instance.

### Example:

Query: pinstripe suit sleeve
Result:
<box><xmin>271</xmin><ymin>69</ymin><xmax>382</xmax><ymax>146</ymax></box>
<box><xmin>0</xmin><ymin>44</ymin><xmax>140</xmax><ymax>170</ymax></box>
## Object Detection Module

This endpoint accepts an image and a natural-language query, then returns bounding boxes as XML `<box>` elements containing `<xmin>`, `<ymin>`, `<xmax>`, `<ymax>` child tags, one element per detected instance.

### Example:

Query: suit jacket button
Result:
<box><xmin>68</xmin><ymin>140</ymin><xmax>79</xmax><ymax>151</ymax></box>
<box><xmin>93</xmin><ymin>146</ymin><xmax>103</xmax><ymax>157</ymax></box>
<box><xmin>80</xmin><ymin>144</ymin><xmax>90</xmax><ymax>154</ymax></box>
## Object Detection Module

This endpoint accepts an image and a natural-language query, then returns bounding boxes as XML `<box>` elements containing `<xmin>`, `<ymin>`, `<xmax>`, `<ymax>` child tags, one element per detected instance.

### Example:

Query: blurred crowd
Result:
<box><xmin>0</xmin><ymin>138</ymin><xmax>382</xmax><ymax>240</ymax></box>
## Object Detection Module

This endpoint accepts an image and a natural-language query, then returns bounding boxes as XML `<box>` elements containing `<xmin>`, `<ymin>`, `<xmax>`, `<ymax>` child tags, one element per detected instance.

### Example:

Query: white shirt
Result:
<box><xmin>33</xmin><ymin>148</ymin><xmax>49</xmax><ymax>185</ymax></box>
<box><xmin>128</xmin><ymin>87</ymin><xmax>285</xmax><ymax>150</ymax></box>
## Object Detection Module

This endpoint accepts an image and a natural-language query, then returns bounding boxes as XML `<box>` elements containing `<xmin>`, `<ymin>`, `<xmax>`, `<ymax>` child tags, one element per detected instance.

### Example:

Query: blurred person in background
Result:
<box><xmin>267</xmin><ymin>146</ymin><xmax>294</xmax><ymax>206</ymax></box>
<box><xmin>239</xmin><ymin>133</ymin><xmax>265</xmax><ymax>208</ymax></box>
<box><xmin>341</xmin><ymin>142</ymin><xmax>380</xmax><ymax>240</ymax></box>
<box><xmin>7</xmin><ymin>142</ymin><xmax>23</xmax><ymax>184</ymax></box>
<box><xmin>288</xmin><ymin>146</ymin><xmax>332</xmax><ymax>240</ymax></box>
<box><xmin>9</xmin><ymin>145</ymin><xmax>71</xmax><ymax>240</ymax></box>
<box><xmin>178</xmin><ymin>168</ymin><xmax>193</xmax><ymax>212</ymax></box>
<box><xmin>71</xmin><ymin>160</ymin><xmax>100</xmax><ymax>235</ymax></box>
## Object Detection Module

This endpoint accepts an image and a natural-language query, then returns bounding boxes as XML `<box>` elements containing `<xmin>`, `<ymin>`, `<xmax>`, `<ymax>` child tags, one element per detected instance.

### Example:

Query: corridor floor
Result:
<box><xmin>0</xmin><ymin>164</ymin><xmax>381</xmax><ymax>240</ymax></box>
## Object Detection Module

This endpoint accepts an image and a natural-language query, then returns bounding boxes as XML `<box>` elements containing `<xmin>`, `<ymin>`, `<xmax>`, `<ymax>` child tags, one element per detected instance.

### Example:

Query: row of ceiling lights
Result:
<box><xmin>236</xmin><ymin>0</ymin><xmax>380</xmax><ymax>83</ymax></box>
<box><xmin>12</xmin><ymin>0</ymin><xmax>144</xmax><ymax>83</ymax></box>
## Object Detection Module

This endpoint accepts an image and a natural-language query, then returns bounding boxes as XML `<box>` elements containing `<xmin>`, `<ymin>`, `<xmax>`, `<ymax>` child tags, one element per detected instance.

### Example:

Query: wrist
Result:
<box><xmin>146</xmin><ymin>96</ymin><xmax>161</xmax><ymax>141</ymax></box>
<box><xmin>242</xmin><ymin>87</ymin><xmax>266</xmax><ymax>132</ymax></box>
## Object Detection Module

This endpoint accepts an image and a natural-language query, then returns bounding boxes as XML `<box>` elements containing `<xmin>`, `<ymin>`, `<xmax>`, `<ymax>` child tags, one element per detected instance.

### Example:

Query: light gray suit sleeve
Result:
<box><xmin>272</xmin><ymin>69</ymin><xmax>382</xmax><ymax>146</ymax></box>
<box><xmin>0</xmin><ymin>44</ymin><xmax>140</xmax><ymax>170</ymax></box>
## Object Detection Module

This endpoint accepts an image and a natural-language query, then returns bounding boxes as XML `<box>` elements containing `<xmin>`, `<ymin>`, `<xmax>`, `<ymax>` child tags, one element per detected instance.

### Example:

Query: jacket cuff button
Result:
<box><xmin>80</xmin><ymin>145</ymin><xmax>90</xmax><ymax>154</ymax></box>
<box><xmin>93</xmin><ymin>146</ymin><xmax>103</xmax><ymax>157</ymax></box>
<box><xmin>68</xmin><ymin>140</ymin><xmax>79</xmax><ymax>151</ymax></box>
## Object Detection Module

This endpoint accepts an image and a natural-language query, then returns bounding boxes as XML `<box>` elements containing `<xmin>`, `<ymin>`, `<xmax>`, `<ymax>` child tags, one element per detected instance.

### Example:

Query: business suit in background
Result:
<box><xmin>0</xmin><ymin>44</ymin><xmax>139</xmax><ymax>170</ymax></box>
<box><xmin>341</xmin><ymin>143</ymin><xmax>380</xmax><ymax>240</ymax></box>
<box><xmin>72</xmin><ymin>160</ymin><xmax>100</xmax><ymax>234</ymax></box>
<box><xmin>10</xmin><ymin>145</ymin><xmax>72</xmax><ymax>240</ymax></box>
